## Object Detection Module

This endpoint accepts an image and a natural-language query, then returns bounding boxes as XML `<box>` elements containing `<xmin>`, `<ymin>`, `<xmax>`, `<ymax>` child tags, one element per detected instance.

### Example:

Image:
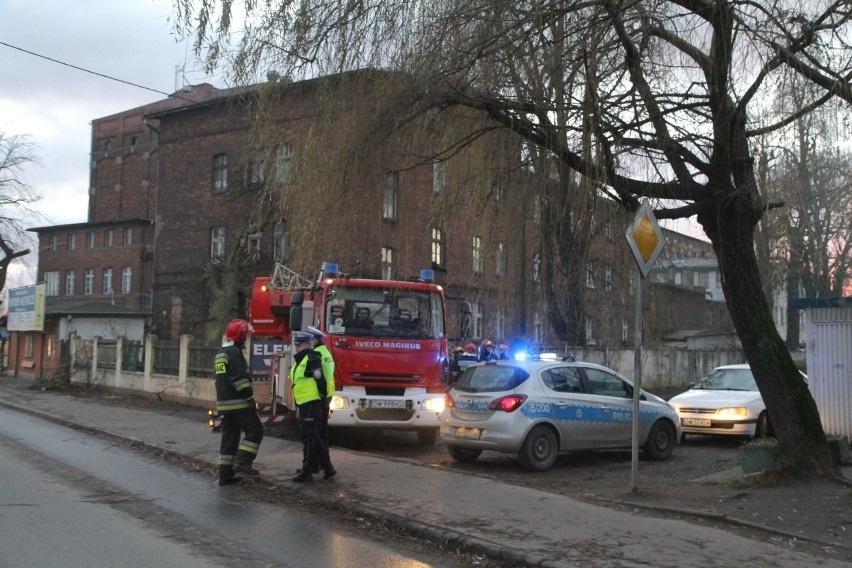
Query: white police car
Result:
<box><xmin>440</xmin><ymin>355</ymin><xmax>681</xmax><ymax>471</ymax></box>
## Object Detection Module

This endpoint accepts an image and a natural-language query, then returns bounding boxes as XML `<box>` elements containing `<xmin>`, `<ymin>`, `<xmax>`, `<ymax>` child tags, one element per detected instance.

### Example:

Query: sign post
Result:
<box><xmin>624</xmin><ymin>201</ymin><xmax>665</xmax><ymax>492</ymax></box>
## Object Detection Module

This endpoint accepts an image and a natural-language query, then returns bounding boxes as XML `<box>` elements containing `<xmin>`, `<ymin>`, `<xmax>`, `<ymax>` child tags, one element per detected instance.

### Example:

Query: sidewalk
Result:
<box><xmin>0</xmin><ymin>376</ymin><xmax>848</xmax><ymax>568</ymax></box>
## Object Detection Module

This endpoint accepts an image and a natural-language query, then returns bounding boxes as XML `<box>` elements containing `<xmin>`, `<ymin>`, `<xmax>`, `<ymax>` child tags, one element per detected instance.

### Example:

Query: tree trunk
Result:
<box><xmin>698</xmin><ymin>204</ymin><xmax>837</xmax><ymax>476</ymax></box>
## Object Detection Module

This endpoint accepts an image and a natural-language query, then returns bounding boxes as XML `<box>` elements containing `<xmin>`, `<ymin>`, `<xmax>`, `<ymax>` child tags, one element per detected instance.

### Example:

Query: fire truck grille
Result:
<box><xmin>355</xmin><ymin>408</ymin><xmax>415</xmax><ymax>421</ymax></box>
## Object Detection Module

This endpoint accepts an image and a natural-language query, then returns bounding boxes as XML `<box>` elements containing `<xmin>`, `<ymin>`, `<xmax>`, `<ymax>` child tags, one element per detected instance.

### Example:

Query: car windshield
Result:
<box><xmin>693</xmin><ymin>368</ymin><xmax>758</xmax><ymax>391</ymax></box>
<box><xmin>325</xmin><ymin>286</ymin><xmax>444</xmax><ymax>339</ymax></box>
<box><xmin>454</xmin><ymin>364</ymin><xmax>530</xmax><ymax>393</ymax></box>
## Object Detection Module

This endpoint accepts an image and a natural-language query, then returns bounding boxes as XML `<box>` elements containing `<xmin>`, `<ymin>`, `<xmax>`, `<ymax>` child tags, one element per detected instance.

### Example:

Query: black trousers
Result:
<box><xmin>219</xmin><ymin>408</ymin><xmax>264</xmax><ymax>475</ymax></box>
<box><xmin>297</xmin><ymin>399</ymin><xmax>332</xmax><ymax>474</ymax></box>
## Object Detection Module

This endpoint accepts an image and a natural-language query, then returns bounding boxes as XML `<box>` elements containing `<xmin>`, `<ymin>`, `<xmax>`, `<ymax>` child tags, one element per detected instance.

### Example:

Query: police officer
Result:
<box><xmin>308</xmin><ymin>325</ymin><xmax>336</xmax><ymax>452</ymax></box>
<box><xmin>479</xmin><ymin>339</ymin><xmax>498</xmax><ymax>361</ymax></box>
<box><xmin>214</xmin><ymin>319</ymin><xmax>264</xmax><ymax>485</ymax></box>
<box><xmin>290</xmin><ymin>331</ymin><xmax>336</xmax><ymax>482</ymax></box>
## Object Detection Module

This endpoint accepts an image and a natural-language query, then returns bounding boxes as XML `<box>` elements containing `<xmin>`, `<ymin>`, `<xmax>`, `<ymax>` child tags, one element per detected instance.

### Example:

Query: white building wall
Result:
<box><xmin>805</xmin><ymin>305</ymin><xmax>852</xmax><ymax>438</ymax></box>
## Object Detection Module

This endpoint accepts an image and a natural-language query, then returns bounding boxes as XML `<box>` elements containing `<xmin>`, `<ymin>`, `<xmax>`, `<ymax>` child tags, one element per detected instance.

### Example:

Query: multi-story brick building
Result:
<box><xmin>20</xmin><ymin>72</ymin><xmax>734</xmax><ymax>378</ymax></box>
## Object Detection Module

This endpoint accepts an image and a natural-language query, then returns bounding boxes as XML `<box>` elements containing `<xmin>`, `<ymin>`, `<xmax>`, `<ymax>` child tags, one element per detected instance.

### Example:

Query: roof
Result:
<box><xmin>28</xmin><ymin>218</ymin><xmax>154</xmax><ymax>233</ymax></box>
<box><xmin>789</xmin><ymin>297</ymin><xmax>852</xmax><ymax>309</ymax></box>
<box><xmin>45</xmin><ymin>300</ymin><xmax>148</xmax><ymax>318</ymax></box>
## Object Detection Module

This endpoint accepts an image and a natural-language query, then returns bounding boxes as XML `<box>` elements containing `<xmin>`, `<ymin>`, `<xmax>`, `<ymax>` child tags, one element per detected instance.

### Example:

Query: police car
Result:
<box><xmin>440</xmin><ymin>355</ymin><xmax>681</xmax><ymax>471</ymax></box>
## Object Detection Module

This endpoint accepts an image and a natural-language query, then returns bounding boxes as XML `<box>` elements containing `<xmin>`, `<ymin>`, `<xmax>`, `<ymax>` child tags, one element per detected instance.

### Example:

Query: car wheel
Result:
<box><xmin>417</xmin><ymin>429</ymin><xmax>438</xmax><ymax>446</ymax></box>
<box><xmin>447</xmin><ymin>445</ymin><xmax>482</xmax><ymax>462</ymax></box>
<box><xmin>644</xmin><ymin>420</ymin><xmax>676</xmax><ymax>460</ymax></box>
<box><xmin>518</xmin><ymin>425</ymin><xmax>558</xmax><ymax>472</ymax></box>
<box><xmin>754</xmin><ymin>412</ymin><xmax>771</xmax><ymax>439</ymax></box>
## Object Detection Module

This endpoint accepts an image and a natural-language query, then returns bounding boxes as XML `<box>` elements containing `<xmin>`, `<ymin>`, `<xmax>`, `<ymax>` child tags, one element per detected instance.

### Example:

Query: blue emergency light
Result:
<box><xmin>322</xmin><ymin>262</ymin><xmax>340</xmax><ymax>278</ymax></box>
<box><xmin>420</xmin><ymin>269</ymin><xmax>435</xmax><ymax>283</ymax></box>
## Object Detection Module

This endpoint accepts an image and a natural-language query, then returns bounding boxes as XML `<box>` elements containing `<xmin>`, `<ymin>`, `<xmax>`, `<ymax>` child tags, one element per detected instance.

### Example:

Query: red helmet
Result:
<box><xmin>224</xmin><ymin>319</ymin><xmax>253</xmax><ymax>342</ymax></box>
<box><xmin>482</xmin><ymin>339</ymin><xmax>493</xmax><ymax>348</ymax></box>
<box><xmin>453</xmin><ymin>346</ymin><xmax>464</xmax><ymax>353</ymax></box>
<box><xmin>465</xmin><ymin>342</ymin><xmax>477</xmax><ymax>353</ymax></box>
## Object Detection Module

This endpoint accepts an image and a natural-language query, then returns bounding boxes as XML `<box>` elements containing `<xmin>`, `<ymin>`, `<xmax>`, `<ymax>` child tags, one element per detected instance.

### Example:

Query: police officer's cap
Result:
<box><xmin>307</xmin><ymin>325</ymin><xmax>325</xmax><ymax>341</ymax></box>
<box><xmin>293</xmin><ymin>331</ymin><xmax>313</xmax><ymax>345</ymax></box>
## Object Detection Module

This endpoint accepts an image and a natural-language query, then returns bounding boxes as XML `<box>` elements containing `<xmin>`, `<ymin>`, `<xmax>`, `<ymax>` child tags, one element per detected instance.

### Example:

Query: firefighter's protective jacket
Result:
<box><xmin>214</xmin><ymin>342</ymin><xmax>255</xmax><ymax>413</ymax></box>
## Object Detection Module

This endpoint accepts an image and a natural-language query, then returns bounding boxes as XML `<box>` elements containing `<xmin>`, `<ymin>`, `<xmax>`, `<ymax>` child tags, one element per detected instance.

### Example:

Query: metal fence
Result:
<box><xmin>189</xmin><ymin>344</ymin><xmax>219</xmax><ymax>378</ymax></box>
<box><xmin>152</xmin><ymin>340</ymin><xmax>179</xmax><ymax>376</ymax></box>
<box><xmin>96</xmin><ymin>340</ymin><xmax>117</xmax><ymax>369</ymax></box>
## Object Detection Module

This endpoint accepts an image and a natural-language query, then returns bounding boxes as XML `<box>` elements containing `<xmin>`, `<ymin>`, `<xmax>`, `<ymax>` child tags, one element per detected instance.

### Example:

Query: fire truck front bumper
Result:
<box><xmin>327</xmin><ymin>391</ymin><xmax>445</xmax><ymax>429</ymax></box>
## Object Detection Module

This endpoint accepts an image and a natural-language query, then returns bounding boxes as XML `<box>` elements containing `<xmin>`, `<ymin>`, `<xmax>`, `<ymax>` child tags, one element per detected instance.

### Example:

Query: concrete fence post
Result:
<box><xmin>144</xmin><ymin>335</ymin><xmax>156</xmax><ymax>392</ymax></box>
<box><xmin>179</xmin><ymin>334</ymin><xmax>191</xmax><ymax>381</ymax></box>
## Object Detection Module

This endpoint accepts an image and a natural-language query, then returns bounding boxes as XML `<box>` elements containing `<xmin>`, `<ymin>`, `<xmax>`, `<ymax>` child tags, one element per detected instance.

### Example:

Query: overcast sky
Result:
<box><xmin>0</xmin><ymin>0</ymin><xmax>221</xmax><ymax>286</ymax></box>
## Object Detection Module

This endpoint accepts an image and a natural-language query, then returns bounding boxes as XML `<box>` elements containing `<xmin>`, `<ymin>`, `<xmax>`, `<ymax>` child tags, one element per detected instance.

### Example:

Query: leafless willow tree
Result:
<box><xmin>0</xmin><ymin>133</ymin><xmax>42</xmax><ymax>295</ymax></box>
<box><xmin>178</xmin><ymin>0</ymin><xmax>852</xmax><ymax>476</ymax></box>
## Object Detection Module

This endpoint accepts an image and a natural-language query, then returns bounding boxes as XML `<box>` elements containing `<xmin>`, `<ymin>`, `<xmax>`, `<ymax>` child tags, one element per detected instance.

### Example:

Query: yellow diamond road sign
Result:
<box><xmin>625</xmin><ymin>201</ymin><xmax>665</xmax><ymax>278</ymax></box>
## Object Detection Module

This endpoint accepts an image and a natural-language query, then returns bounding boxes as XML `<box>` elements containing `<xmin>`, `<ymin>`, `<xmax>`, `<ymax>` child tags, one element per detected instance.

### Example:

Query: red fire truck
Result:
<box><xmin>246</xmin><ymin>262</ymin><xmax>449</xmax><ymax>445</ymax></box>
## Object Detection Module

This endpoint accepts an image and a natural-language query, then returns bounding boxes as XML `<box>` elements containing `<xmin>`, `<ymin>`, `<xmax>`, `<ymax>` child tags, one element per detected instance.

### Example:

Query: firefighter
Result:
<box><xmin>214</xmin><ymin>319</ymin><xmax>264</xmax><ymax>485</ymax></box>
<box><xmin>449</xmin><ymin>345</ymin><xmax>465</xmax><ymax>386</ymax></box>
<box><xmin>308</xmin><ymin>325</ymin><xmax>335</xmax><ymax>452</ymax></box>
<box><xmin>479</xmin><ymin>339</ymin><xmax>499</xmax><ymax>362</ymax></box>
<box><xmin>290</xmin><ymin>331</ymin><xmax>336</xmax><ymax>482</ymax></box>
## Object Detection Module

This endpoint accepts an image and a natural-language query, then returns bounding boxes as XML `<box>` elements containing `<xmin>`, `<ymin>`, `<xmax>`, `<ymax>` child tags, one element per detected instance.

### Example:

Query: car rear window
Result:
<box><xmin>454</xmin><ymin>365</ymin><xmax>529</xmax><ymax>393</ymax></box>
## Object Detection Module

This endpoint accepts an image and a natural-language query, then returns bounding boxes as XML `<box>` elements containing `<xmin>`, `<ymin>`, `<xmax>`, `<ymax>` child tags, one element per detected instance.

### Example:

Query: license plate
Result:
<box><xmin>455</xmin><ymin>427</ymin><xmax>482</xmax><ymax>440</ymax></box>
<box><xmin>368</xmin><ymin>399</ymin><xmax>406</xmax><ymax>409</ymax></box>
<box><xmin>683</xmin><ymin>418</ymin><xmax>711</xmax><ymax>427</ymax></box>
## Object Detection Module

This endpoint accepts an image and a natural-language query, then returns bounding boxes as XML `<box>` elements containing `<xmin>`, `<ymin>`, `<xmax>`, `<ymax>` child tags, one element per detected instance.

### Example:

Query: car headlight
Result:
<box><xmin>421</xmin><ymin>396</ymin><xmax>446</xmax><ymax>413</ymax></box>
<box><xmin>717</xmin><ymin>407</ymin><xmax>748</xmax><ymax>417</ymax></box>
<box><xmin>329</xmin><ymin>395</ymin><xmax>350</xmax><ymax>410</ymax></box>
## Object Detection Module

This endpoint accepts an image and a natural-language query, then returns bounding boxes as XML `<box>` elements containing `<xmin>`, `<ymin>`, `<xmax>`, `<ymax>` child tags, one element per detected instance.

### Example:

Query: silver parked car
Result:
<box><xmin>440</xmin><ymin>356</ymin><xmax>681</xmax><ymax>471</ymax></box>
<box><xmin>667</xmin><ymin>364</ymin><xmax>806</xmax><ymax>440</ymax></box>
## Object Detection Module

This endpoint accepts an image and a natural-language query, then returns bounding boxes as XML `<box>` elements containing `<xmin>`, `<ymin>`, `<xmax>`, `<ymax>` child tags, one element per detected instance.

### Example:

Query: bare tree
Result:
<box><xmin>0</xmin><ymin>133</ymin><xmax>42</xmax><ymax>294</ymax></box>
<box><xmin>178</xmin><ymin>0</ymin><xmax>852</xmax><ymax>476</ymax></box>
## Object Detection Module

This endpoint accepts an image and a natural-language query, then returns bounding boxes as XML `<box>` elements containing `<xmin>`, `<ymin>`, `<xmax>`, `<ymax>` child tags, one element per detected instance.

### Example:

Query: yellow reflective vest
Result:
<box><xmin>314</xmin><ymin>344</ymin><xmax>335</xmax><ymax>397</ymax></box>
<box><xmin>290</xmin><ymin>352</ymin><xmax>322</xmax><ymax>405</ymax></box>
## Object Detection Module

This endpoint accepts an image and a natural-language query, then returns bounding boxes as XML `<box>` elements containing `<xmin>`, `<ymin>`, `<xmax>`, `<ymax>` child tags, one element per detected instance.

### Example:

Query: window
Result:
<box><xmin>121</xmin><ymin>267</ymin><xmax>132</xmax><ymax>294</ymax></box>
<box><xmin>248</xmin><ymin>150</ymin><xmax>265</xmax><ymax>186</ymax></box>
<box><xmin>212</xmin><ymin>153</ymin><xmax>229</xmax><ymax>191</ymax></box>
<box><xmin>472</xmin><ymin>302</ymin><xmax>483</xmax><ymax>339</ymax></box>
<box><xmin>102</xmin><ymin>268</ymin><xmax>113</xmax><ymax>295</ymax></box>
<box><xmin>381</xmin><ymin>247</ymin><xmax>395</xmax><ymax>280</ymax></box>
<box><xmin>103</xmin><ymin>139</ymin><xmax>112</xmax><ymax>152</ymax></box>
<box><xmin>65</xmin><ymin>270</ymin><xmax>75</xmax><ymax>296</ymax></box>
<box><xmin>273</xmin><ymin>220</ymin><xmax>290</xmax><ymax>262</ymax></box>
<box><xmin>67</xmin><ymin>233</ymin><xmax>76</xmax><ymax>250</ymax></box>
<box><xmin>210</xmin><ymin>227</ymin><xmax>226</xmax><ymax>260</ymax></box>
<box><xmin>431</xmin><ymin>227</ymin><xmax>445</xmax><ymax>267</ymax></box>
<box><xmin>495</xmin><ymin>243</ymin><xmax>506</xmax><ymax>277</ymax></box>
<box><xmin>44</xmin><ymin>271</ymin><xmax>60</xmax><ymax>296</ymax></box>
<box><xmin>432</xmin><ymin>160</ymin><xmax>445</xmax><ymax>194</ymax></box>
<box><xmin>104</xmin><ymin>229</ymin><xmax>114</xmax><ymax>248</ymax></box>
<box><xmin>383</xmin><ymin>172</ymin><xmax>398</xmax><ymax>221</ymax></box>
<box><xmin>84</xmin><ymin>269</ymin><xmax>95</xmax><ymax>296</ymax></box>
<box><xmin>622</xmin><ymin>319</ymin><xmax>629</xmax><ymax>343</ymax></box>
<box><xmin>123</xmin><ymin>227</ymin><xmax>133</xmax><ymax>246</ymax></box>
<box><xmin>24</xmin><ymin>335</ymin><xmax>33</xmax><ymax>358</ymax></box>
<box><xmin>585</xmin><ymin>315</ymin><xmax>594</xmax><ymax>345</ymax></box>
<box><xmin>605</xmin><ymin>266</ymin><xmax>613</xmax><ymax>291</ymax></box>
<box><xmin>472</xmin><ymin>235</ymin><xmax>483</xmax><ymax>274</ymax></box>
<box><xmin>534</xmin><ymin>312</ymin><xmax>544</xmax><ymax>344</ymax></box>
<box><xmin>47</xmin><ymin>235</ymin><xmax>58</xmax><ymax>252</ymax></box>
<box><xmin>585</xmin><ymin>368</ymin><xmax>630</xmax><ymax>398</ymax></box>
<box><xmin>542</xmin><ymin>367</ymin><xmax>584</xmax><ymax>393</ymax></box>
<box><xmin>247</xmin><ymin>231</ymin><xmax>262</xmax><ymax>257</ymax></box>
<box><xmin>86</xmin><ymin>230</ymin><xmax>95</xmax><ymax>248</ymax></box>
<box><xmin>585</xmin><ymin>264</ymin><xmax>596</xmax><ymax>288</ymax></box>
<box><xmin>533</xmin><ymin>253</ymin><xmax>541</xmax><ymax>282</ymax></box>
<box><xmin>605</xmin><ymin>221</ymin><xmax>613</xmax><ymax>241</ymax></box>
<box><xmin>275</xmin><ymin>144</ymin><xmax>292</xmax><ymax>183</ymax></box>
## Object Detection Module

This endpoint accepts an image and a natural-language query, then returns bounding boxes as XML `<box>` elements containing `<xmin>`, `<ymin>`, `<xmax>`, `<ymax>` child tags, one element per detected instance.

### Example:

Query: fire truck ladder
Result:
<box><xmin>269</xmin><ymin>263</ymin><xmax>312</xmax><ymax>291</ymax></box>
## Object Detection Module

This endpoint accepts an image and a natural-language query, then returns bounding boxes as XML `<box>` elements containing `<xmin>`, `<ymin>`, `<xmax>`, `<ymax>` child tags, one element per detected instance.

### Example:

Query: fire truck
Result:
<box><xmin>240</xmin><ymin>262</ymin><xmax>449</xmax><ymax>445</ymax></box>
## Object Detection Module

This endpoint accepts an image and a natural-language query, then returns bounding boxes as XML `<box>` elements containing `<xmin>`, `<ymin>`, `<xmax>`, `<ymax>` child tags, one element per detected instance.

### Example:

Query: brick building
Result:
<box><xmin>20</xmin><ymin>72</ymin><xmax>734</xmax><ymax>378</ymax></box>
